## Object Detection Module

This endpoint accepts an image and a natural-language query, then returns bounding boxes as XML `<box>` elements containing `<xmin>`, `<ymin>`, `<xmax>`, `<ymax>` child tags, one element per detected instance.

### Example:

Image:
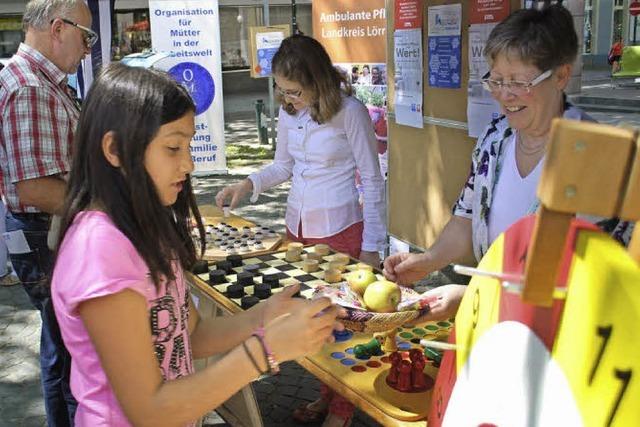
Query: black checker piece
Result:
<box><xmin>257</xmin><ymin>254</ymin><xmax>278</xmax><ymax>262</ymax></box>
<box><xmin>293</xmin><ymin>274</ymin><xmax>317</xmax><ymax>283</ymax></box>
<box><xmin>272</xmin><ymin>272</ymin><xmax>290</xmax><ymax>281</ymax></box>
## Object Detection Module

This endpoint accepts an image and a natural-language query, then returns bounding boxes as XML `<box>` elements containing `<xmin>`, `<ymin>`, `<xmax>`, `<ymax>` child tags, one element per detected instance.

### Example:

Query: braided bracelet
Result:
<box><xmin>252</xmin><ymin>326</ymin><xmax>280</xmax><ymax>375</ymax></box>
<box><xmin>242</xmin><ymin>340</ymin><xmax>266</xmax><ymax>376</ymax></box>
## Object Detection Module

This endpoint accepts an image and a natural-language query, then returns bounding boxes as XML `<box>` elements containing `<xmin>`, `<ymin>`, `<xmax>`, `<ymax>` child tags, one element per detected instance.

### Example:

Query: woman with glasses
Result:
<box><xmin>216</xmin><ymin>34</ymin><xmax>385</xmax><ymax>427</ymax></box>
<box><xmin>384</xmin><ymin>5</ymin><xmax>632</xmax><ymax>320</ymax></box>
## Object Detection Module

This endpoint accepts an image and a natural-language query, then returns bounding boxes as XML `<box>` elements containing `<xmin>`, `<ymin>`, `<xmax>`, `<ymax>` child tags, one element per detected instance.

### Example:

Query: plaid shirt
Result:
<box><xmin>0</xmin><ymin>43</ymin><xmax>78</xmax><ymax>213</ymax></box>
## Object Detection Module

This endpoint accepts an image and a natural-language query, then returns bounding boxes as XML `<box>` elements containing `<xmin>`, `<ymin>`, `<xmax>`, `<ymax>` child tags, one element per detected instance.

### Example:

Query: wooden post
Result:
<box><xmin>522</xmin><ymin>119</ymin><xmax>638</xmax><ymax>305</ymax></box>
<box><xmin>522</xmin><ymin>207</ymin><xmax>572</xmax><ymax>306</ymax></box>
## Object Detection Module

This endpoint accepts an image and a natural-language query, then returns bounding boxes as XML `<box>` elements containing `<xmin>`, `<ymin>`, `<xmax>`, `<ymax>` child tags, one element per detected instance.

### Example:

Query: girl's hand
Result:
<box><xmin>407</xmin><ymin>284</ymin><xmax>467</xmax><ymax>324</ymax></box>
<box><xmin>265</xmin><ymin>297</ymin><xmax>345</xmax><ymax>362</ymax></box>
<box><xmin>215</xmin><ymin>179</ymin><xmax>253</xmax><ymax>209</ymax></box>
<box><xmin>358</xmin><ymin>250</ymin><xmax>380</xmax><ymax>268</ymax></box>
<box><xmin>260</xmin><ymin>283</ymin><xmax>307</xmax><ymax>324</ymax></box>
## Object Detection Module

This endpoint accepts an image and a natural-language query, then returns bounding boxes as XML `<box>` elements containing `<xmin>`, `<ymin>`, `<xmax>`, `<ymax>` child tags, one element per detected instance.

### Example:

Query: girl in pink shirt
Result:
<box><xmin>51</xmin><ymin>63</ymin><xmax>342</xmax><ymax>427</ymax></box>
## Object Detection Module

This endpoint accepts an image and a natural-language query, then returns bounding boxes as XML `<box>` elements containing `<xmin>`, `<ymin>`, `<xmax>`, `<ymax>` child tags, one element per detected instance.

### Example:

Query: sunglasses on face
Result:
<box><xmin>481</xmin><ymin>69</ymin><xmax>552</xmax><ymax>96</ymax></box>
<box><xmin>52</xmin><ymin>18</ymin><xmax>99</xmax><ymax>48</ymax></box>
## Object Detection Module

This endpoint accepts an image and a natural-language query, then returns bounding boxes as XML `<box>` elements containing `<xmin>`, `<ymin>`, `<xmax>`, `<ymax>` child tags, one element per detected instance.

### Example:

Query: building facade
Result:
<box><xmin>583</xmin><ymin>0</ymin><xmax>640</xmax><ymax>67</ymax></box>
<box><xmin>0</xmin><ymin>0</ymin><xmax>312</xmax><ymax>113</ymax></box>
<box><xmin>0</xmin><ymin>0</ymin><xmax>311</xmax><ymax>71</ymax></box>
<box><xmin>3</xmin><ymin>2</ymin><xmax>628</xmax><ymax>78</ymax></box>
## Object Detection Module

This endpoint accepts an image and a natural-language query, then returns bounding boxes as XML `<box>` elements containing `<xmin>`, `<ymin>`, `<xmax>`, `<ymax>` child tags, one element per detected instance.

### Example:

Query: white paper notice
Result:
<box><xmin>394</xmin><ymin>28</ymin><xmax>423</xmax><ymax>128</ymax></box>
<box><xmin>255</xmin><ymin>30</ymin><xmax>285</xmax><ymax>77</ymax></box>
<box><xmin>3</xmin><ymin>230</ymin><xmax>31</xmax><ymax>254</ymax></box>
<box><xmin>467</xmin><ymin>23</ymin><xmax>501</xmax><ymax>137</ymax></box>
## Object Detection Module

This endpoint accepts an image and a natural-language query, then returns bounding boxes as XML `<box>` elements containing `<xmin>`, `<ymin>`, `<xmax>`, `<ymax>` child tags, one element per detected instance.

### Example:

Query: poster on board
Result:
<box><xmin>313</xmin><ymin>0</ymin><xmax>389</xmax><ymax>179</ymax></box>
<box><xmin>427</xmin><ymin>3</ymin><xmax>462</xmax><ymax>89</ymax></box>
<box><xmin>248</xmin><ymin>25</ymin><xmax>290</xmax><ymax>78</ymax></box>
<box><xmin>393</xmin><ymin>0</ymin><xmax>423</xmax><ymax>128</ymax></box>
<box><xmin>149</xmin><ymin>0</ymin><xmax>226</xmax><ymax>174</ymax></box>
<box><xmin>469</xmin><ymin>0</ymin><xmax>510</xmax><ymax>24</ymax></box>
<box><xmin>466</xmin><ymin>0</ymin><xmax>509</xmax><ymax>137</ymax></box>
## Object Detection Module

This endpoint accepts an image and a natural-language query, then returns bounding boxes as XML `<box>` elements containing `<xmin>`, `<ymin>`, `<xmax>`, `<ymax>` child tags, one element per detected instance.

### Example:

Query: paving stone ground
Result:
<box><xmin>0</xmin><ymin>284</ymin><xmax>47</xmax><ymax>427</ymax></box>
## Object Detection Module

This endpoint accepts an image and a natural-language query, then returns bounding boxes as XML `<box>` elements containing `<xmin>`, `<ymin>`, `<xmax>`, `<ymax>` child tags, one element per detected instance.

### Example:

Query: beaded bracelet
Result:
<box><xmin>252</xmin><ymin>326</ymin><xmax>280</xmax><ymax>375</ymax></box>
<box><xmin>242</xmin><ymin>340</ymin><xmax>267</xmax><ymax>376</ymax></box>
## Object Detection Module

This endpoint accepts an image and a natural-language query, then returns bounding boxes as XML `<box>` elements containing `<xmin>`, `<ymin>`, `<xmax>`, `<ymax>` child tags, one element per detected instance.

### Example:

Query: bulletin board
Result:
<box><xmin>387</xmin><ymin>0</ymin><xmax>521</xmax><ymax>251</ymax></box>
<box><xmin>248</xmin><ymin>25</ymin><xmax>290</xmax><ymax>78</ymax></box>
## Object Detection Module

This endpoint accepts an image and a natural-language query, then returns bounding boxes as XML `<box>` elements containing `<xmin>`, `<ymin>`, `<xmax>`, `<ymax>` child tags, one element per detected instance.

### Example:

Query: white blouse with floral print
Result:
<box><xmin>453</xmin><ymin>101</ymin><xmax>633</xmax><ymax>261</ymax></box>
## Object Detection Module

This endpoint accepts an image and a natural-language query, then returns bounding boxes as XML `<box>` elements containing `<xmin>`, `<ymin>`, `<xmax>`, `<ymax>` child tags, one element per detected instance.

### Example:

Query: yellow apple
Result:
<box><xmin>347</xmin><ymin>269</ymin><xmax>377</xmax><ymax>295</ymax></box>
<box><xmin>363</xmin><ymin>280</ymin><xmax>401</xmax><ymax>313</ymax></box>
<box><xmin>356</xmin><ymin>262</ymin><xmax>373</xmax><ymax>272</ymax></box>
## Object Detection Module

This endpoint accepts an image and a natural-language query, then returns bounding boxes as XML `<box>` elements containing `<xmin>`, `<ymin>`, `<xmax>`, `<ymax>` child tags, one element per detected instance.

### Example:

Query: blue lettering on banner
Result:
<box><xmin>168</xmin><ymin>62</ymin><xmax>215</xmax><ymax>115</ymax></box>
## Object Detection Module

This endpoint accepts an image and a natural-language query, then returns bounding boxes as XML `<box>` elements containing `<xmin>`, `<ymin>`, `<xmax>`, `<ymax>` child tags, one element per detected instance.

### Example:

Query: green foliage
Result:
<box><xmin>369</xmin><ymin>90</ymin><xmax>385</xmax><ymax>107</ymax></box>
<box><xmin>354</xmin><ymin>85</ymin><xmax>385</xmax><ymax>107</ymax></box>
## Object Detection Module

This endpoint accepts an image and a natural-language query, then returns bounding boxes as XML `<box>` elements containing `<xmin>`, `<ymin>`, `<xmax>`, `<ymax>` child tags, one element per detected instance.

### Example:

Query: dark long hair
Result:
<box><xmin>271</xmin><ymin>34</ymin><xmax>351</xmax><ymax>124</ymax></box>
<box><xmin>55</xmin><ymin>63</ymin><xmax>205</xmax><ymax>286</ymax></box>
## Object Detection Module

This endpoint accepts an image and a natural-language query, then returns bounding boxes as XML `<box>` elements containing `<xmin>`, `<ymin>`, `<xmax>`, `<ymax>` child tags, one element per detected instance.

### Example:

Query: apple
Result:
<box><xmin>356</xmin><ymin>262</ymin><xmax>373</xmax><ymax>272</ymax></box>
<box><xmin>347</xmin><ymin>269</ymin><xmax>377</xmax><ymax>295</ymax></box>
<box><xmin>363</xmin><ymin>280</ymin><xmax>401</xmax><ymax>313</ymax></box>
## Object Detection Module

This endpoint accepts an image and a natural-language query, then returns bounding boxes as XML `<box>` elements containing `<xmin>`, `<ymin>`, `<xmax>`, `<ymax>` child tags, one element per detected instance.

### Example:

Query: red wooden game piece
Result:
<box><xmin>387</xmin><ymin>351</ymin><xmax>401</xmax><ymax>385</ymax></box>
<box><xmin>411</xmin><ymin>354</ymin><xmax>427</xmax><ymax>390</ymax></box>
<box><xmin>397</xmin><ymin>360</ymin><xmax>412</xmax><ymax>392</ymax></box>
<box><xmin>409</xmin><ymin>348</ymin><xmax>423</xmax><ymax>362</ymax></box>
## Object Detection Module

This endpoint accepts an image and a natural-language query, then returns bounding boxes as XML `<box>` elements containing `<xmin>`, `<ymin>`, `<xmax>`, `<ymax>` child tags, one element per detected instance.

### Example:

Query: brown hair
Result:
<box><xmin>271</xmin><ymin>34</ymin><xmax>352</xmax><ymax>124</ymax></box>
<box><xmin>484</xmin><ymin>5</ymin><xmax>578</xmax><ymax>71</ymax></box>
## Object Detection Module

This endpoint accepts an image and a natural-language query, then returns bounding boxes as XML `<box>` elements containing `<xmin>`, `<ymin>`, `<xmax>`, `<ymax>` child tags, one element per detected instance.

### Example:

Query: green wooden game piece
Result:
<box><xmin>353</xmin><ymin>344</ymin><xmax>369</xmax><ymax>359</ymax></box>
<box><xmin>362</xmin><ymin>337</ymin><xmax>382</xmax><ymax>355</ymax></box>
<box><xmin>437</xmin><ymin>321</ymin><xmax>450</xmax><ymax>328</ymax></box>
<box><xmin>412</xmin><ymin>328</ymin><xmax>426</xmax><ymax>335</ymax></box>
<box><xmin>399</xmin><ymin>331</ymin><xmax>414</xmax><ymax>339</ymax></box>
<box><xmin>424</xmin><ymin>347</ymin><xmax>442</xmax><ymax>364</ymax></box>
<box><xmin>425</xmin><ymin>324</ymin><xmax>439</xmax><ymax>331</ymax></box>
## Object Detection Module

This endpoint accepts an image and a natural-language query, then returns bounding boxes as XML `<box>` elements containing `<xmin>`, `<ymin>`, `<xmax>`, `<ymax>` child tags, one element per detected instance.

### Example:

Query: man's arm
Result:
<box><xmin>15</xmin><ymin>176</ymin><xmax>66</xmax><ymax>215</ymax></box>
<box><xmin>3</xmin><ymin>86</ymin><xmax>73</xmax><ymax>215</ymax></box>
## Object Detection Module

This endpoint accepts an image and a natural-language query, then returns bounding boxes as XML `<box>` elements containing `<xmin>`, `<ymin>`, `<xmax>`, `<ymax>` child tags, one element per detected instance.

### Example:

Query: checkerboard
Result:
<box><xmin>196</xmin><ymin>247</ymin><xmax>384</xmax><ymax>308</ymax></box>
<box><xmin>195</xmin><ymin>220</ymin><xmax>282</xmax><ymax>262</ymax></box>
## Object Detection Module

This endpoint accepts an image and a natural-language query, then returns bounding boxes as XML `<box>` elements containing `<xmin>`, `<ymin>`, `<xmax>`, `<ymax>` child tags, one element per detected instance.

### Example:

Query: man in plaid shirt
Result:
<box><xmin>0</xmin><ymin>1</ymin><xmax>96</xmax><ymax>425</ymax></box>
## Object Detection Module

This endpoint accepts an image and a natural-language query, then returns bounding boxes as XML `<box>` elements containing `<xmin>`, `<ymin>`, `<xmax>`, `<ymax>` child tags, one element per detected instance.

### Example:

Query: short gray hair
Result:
<box><xmin>23</xmin><ymin>0</ymin><xmax>83</xmax><ymax>31</ymax></box>
<box><xmin>484</xmin><ymin>5</ymin><xmax>578</xmax><ymax>71</ymax></box>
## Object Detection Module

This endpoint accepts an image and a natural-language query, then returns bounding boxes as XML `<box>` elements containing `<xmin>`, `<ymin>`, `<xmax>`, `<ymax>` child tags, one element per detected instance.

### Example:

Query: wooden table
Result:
<box><xmin>189</xmin><ymin>207</ymin><xmax>430</xmax><ymax>426</ymax></box>
<box><xmin>189</xmin><ymin>276</ymin><xmax>431</xmax><ymax>427</ymax></box>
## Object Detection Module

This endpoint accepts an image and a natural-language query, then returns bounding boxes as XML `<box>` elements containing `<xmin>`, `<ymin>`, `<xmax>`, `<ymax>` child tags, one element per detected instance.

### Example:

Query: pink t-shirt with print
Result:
<box><xmin>52</xmin><ymin>211</ymin><xmax>194</xmax><ymax>426</ymax></box>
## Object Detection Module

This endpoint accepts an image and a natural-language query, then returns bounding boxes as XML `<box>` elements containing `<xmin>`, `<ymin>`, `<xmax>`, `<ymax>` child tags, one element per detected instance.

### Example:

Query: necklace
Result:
<box><xmin>517</xmin><ymin>133</ymin><xmax>547</xmax><ymax>156</ymax></box>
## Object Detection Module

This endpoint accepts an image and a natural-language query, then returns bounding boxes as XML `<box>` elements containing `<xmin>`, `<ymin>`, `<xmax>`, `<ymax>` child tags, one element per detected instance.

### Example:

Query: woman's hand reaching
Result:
<box><xmin>215</xmin><ymin>179</ymin><xmax>253</xmax><ymax>209</ymax></box>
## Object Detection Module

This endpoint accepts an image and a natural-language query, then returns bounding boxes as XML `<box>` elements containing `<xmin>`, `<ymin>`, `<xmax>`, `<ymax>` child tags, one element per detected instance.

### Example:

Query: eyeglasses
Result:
<box><xmin>274</xmin><ymin>85</ymin><xmax>303</xmax><ymax>101</ymax></box>
<box><xmin>52</xmin><ymin>18</ymin><xmax>99</xmax><ymax>48</ymax></box>
<box><xmin>481</xmin><ymin>69</ymin><xmax>552</xmax><ymax>96</ymax></box>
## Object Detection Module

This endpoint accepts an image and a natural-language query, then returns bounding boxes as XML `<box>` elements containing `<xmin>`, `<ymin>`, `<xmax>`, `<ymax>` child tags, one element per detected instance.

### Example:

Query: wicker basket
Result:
<box><xmin>340</xmin><ymin>287</ymin><xmax>423</xmax><ymax>333</ymax></box>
